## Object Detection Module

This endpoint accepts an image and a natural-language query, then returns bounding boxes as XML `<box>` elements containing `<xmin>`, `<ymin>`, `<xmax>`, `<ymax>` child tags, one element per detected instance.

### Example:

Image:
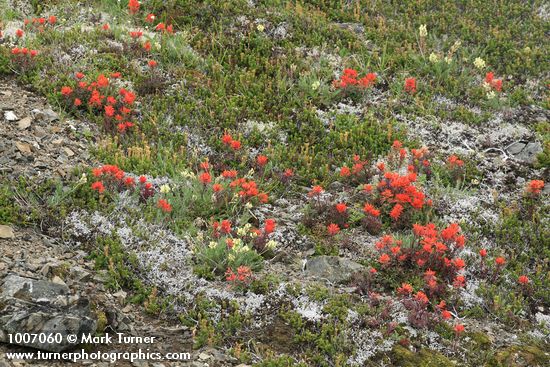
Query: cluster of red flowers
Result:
<box><xmin>90</xmin><ymin>165</ymin><xmax>156</xmax><ymax>202</ymax></box>
<box><xmin>23</xmin><ymin>16</ymin><xmax>57</xmax><ymax>32</ymax></box>
<box><xmin>375</xmin><ymin>223</ymin><xmax>467</xmax><ymax>299</ymax></box>
<box><xmin>373</xmin><ymin>170</ymin><xmax>427</xmax><ymax>222</ymax></box>
<box><xmin>447</xmin><ymin>155</ymin><xmax>464</xmax><ymax>169</ymax></box>
<box><xmin>338</xmin><ymin>154</ymin><xmax>369</xmax><ymax>179</ymax></box>
<box><xmin>525</xmin><ymin>179</ymin><xmax>544</xmax><ymax>196</ymax></box>
<box><xmin>197</xmin><ymin>161</ymin><xmax>270</xmax><ymax>205</ymax></box>
<box><xmin>60</xmin><ymin>73</ymin><xmax>137</xmax><ymax>133</ymax></box>
<box><xmin>10</xmin><ymin>47</ymin><xmax>38</xmax><ymax>58</ymax></box>
<box><xmin>333</xmin><ymin>68</ymin><xmax>377</xmax><ymax>89</ymax></box>
<box><xmin>154</xmin><ymin>22</ymin><xmax>174</xmax><ymax>34</ymax></box>
<box><xmin>485</xmin><ymin>72</ymin><xmax>502</xmax><ymax>92</ymax></box>
<box><xmin>157</xmin><ymin>199</ymin><xmax>172</xmax><ymax>213</ymax></box>
<box><xmin>225</xmin><ymin>266</ymin><xmax>253</xmax><ymax>284</ymax></box>
<box><xmin>221</xmin><ymin>133</ymin><xmax>242</xmax><ymax>150</ymax></box>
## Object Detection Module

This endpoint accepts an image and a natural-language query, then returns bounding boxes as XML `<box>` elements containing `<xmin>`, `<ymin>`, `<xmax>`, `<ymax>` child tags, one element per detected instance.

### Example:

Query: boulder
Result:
<box><xmin>0</xmin><ymin>274</ymin><xmax>96</xmax><ymax>352</ymax></box>
<box><xmin>506</xmin><ymin>141</ymin><xmax>542</xmax><ymax>164</ymax></box>
<box><xmin>305</xmin><ymin>256</ymin><xmax>364</xmax><ymax>283</ymax></box>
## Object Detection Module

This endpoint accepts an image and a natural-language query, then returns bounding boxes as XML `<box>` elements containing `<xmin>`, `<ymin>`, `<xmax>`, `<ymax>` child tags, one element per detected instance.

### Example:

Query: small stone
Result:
<box><xmin>113</xmin><ymin>290</ymin><xmax>127</xmax><ymax>305</ymax></box>
<box><xmin>198</xmin><ymin>352</ymin><xmax>211</xmax><ymax>360</ymax></box>
<box><xmin>305</xmin><ymin>256</ymin><xmax>364</xmax><ymax>283</ymax></box>
<box><xmin>64</xmin><ymin>147</ymin><xmax>75</xmax><ymax>157</ymax></box>
<box><xmin>15</xmin><ymin>141</ymin><xmax>32</xmax><ymax>154</ymax></box>
<box><xmin>4</xmin><ymin>111</ymin><xmax>18</xmax><ymax>121</ymax></box>
<box><xmin>51</xmin><ymin>275</ymin><xmax>67</xmax><ymax>286</ymax></box>
<box><xmin>0</xmin><ymin>225</ymin><xmax>15</xmax><ymax>239</ymax></box>
<box><xmin>17</xmin><ymin>116</ymin><xmax>32</xmax><ymax>130</ymax></box>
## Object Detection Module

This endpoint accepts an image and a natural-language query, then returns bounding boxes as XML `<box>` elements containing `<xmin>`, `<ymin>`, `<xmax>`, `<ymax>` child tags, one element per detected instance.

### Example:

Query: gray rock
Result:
<box><xmin>4</xmin><ymin>111</ymin><xmax>18</xmax><ymax>122</ymax></box>
<box><xmin>17</xmin><ymin>116</ymin><xmax>32</xmax><ymax>130</ymax></box>
<box><xmin>0</xmin><ymin>275</ymin><xmax>96</xmax><ymax>352</ymax></box>
<box><xmin>305</xmin><ymin>256</ymin><xmax>364</xmax><ymax>283</ymax></box>
<box><xmin>31</xmin><ymin>108</ymin><xmax>58</xmax><ymax>123</ymax></box>
<box><xmin>507</xmin><ymin>141</ymin><xmax>542</xmax><ymax>164</ymax></box>
<box><xmin>0</xmin><ymin>225</ymin><xmax>15</xmax><ymax>239</ymax></box>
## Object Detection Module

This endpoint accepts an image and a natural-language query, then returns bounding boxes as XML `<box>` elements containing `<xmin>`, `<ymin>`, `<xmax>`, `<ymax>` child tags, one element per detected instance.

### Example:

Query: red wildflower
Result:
<box><xmin>397</xmin><ymin>283</ymin><xmax>413</xmax><ymax>295</ymax></box>
<box><xmin>339</xmin><ymin>166</ymin><xmax>351</xmax><ymax>177</ymax></box>
<box><xmin>495</xmin><ymin>257</ymin><xmax>506</xmax><ymax>266</ymax></box>
<box><xmin>389</xmin><ymin>204</ymin><xmax>404</xmax><ymax>221</ymax></box>
<box><xmin>212</xmin><ymin>184</ymin><xmax>223</xmax><ymax>192</ymax></box>
<box><xmin>453</xmin><ymin>275</ymin><xmax>466</xmax><ymax>288</ymax></box>
<box><xmin>225</xmin><ymin>268</ymin><xmax>236</xmax><ymax>282</ymax></box>
<box><xmin>128</xmin><ymin>0</ymin><xmax>140</xmax><ymax>14</ymax></box>
<box><xmin>199</xmin><ymin>172</ymin><xmax>212</xmax><ymax>185</ymax></box>
<box><xmin>143</xmin><ymin>41</ymin><xmax>152</xmax><ymax>52</ymax></box>
<box><xmin>97</xmin><ymin>74</ymin><xmax>109</xmax><ymax>88</ymax></box>
<box><xmin>105</xmin><ymin>105</ymin><xmax>115</xmax><ymax>117</ymax></box>
<box><xmin>222</xmin><ymin>170</ymin><xmax>237</xmax><ymax>178</ymax></box>
<box><xmin>415</xmin><ymin>291</ymin><xmax>429</xmax><ymax>304</ymax></box>
<box><xmin>404</xmin><ymin>77</ymin><xmax>416</xmax><ymax>94</ymax></box>
<box><xmin>454</xmin><ymin>324</ymin><xmax>465</xmax><ymax>334</ymax></box>
<box><xmin>327</xmin><ymin>223</ymin><xmax>340</xmax><ymax>236</ymax></box>
<box><xmin>48</xmin><ymin>15</ymin><xmax>57</xmax><ymax>24</ymax></box>
<box><xmin>526</xmin><ymin>180</ymin><xmax>544</xmax><ymax>195</ymax></box>
<box><xmin>75</xmin><ymin>72</ymin><xmax>85</xmax><ymax>79</ymax></box>
<box><xmin>447</xmin><ymin>155</ymin><xmax>464</xmax><ymax>168</ymax></box>
<box><xmin>157</xmin><ymin>199</ymin><xmax>172</xmax><ymax>213</ymax></box>
<box><xmin>102</xmin><ymin>23</ymin><xmax>110</xmax><ymax>31</ymax></box>
<box><xmin>309</xmin><ymin>185</ymin><xmax>324</xmax><ymax>197</ymax></box>
<box><xmin>379</xmin><ymin>253</ymin><xmax>391</xmax><ymax>265</ymax></box>
<box><xmin>363</xmin><ymin>203</ymin><xmax>380</xmax><ymax>217</ymax></box>
<box><xmin>479</xmin><ymin>248</ymin><xmax>487</xmax><ymax>258</ymax></box>
<box><xmin>236</xmin><ymin>266</ymin><xmax>252</xmax><ymax>282</ymax></box>
<box><xmin>264</xmin><ymin>219</ymin><xmax>276</xmax><ymax>234</ymax></box>
<box><xmin>74</xmin><ymin>98</ymin><xmax>82</xmax><ymax>106</ymax></box>
<box><xmin>148</xmin><ymin>60</ymin><xmax>158</xmax><ymax>68</ymax></box>
<box><xmin>139</xmin><ymin>175</ymin><xmax>147</xmax><ymax>183</ymax></box>
<box><xmin>283</xmin><ymin>168</ymin><xmax>294</xmax><ymax>178</ymax></box>
<box><xmin>256</xmin><ymin>155</ymin><xmax>268</xmax><ymax>166</ymax></box>
<box><xmin>335</xmin><ymin>203</ymin><xmax>347</xmax><ymax>214</ymax></box>
<box><xmin>518</xmin><ymin>275</ymin><xmax>529</xmax><ymax>285</ymax></box>
<box><xmin>124</xmin><ymin>177</ymin><xmax>135</xmax><ymax>187</ymax></box>
<box><xmin>220</xmin><ymin>220</ymin><xmax>231</xmax><ymax>234</ymax></box>
<box><xmin>16</xmin><ymin>29</ymin><xmax>24</xmax><ymax>38</ymax></box>
<box><xmin>61</xmin><ymin>86</ymin><xmax>73</xmax><ymax>96</ymax></box>
<box><xmin>145</xmin><ymin>13</ymin><xmax>156</xmax><ymax>23</ymax></box>
<box><xmin>221</xmin><ymin>134</ymin><xmax>233</xmax><ymax>145</ymax></box>
<box><xmin>155</xmin><ymin>23</ymin><xmax>166</xmax><ymax>32</ymax></box>
<box><xmin>91</xmin><ymin>181</ymin><xmax>105</xmax><ymax>193</ymax></box>
<box><xmin>442</xmin><ymin>310</ymin><xmax>452</xmax><ymax>320</ymax></box>
<box><xmin>230</xmin><ymin>140</ymin><xmax>241</xmax><ymax>150</ymax></box>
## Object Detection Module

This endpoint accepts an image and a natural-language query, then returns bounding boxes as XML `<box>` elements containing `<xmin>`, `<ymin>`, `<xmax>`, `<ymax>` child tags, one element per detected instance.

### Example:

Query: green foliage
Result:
<box><xmin>194</xmin><ymin>236</ymin><xmax>264</xmax><ymax>280</ymax></box>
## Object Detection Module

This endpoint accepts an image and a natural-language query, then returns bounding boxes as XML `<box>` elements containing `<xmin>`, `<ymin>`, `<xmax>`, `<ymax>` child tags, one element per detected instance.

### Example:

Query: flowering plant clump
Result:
<box><xmin>59</xmin><ymin>73</ymin><xmax>138</xmax><ymax>134</ymax></box>
<box><xmin>303</xmin><ymin>141</ymin><xmax>432</xmax><ymax>236</ymax></box>
<box><xmin>23</xmin><ymin>16</ymin><xmax>57</xmax><ymax>32</ymax></box>
<box><xmin>90</xmin><ymin>164</ymin><xmax>157</xmax><ymax>202</ymax></box>
<box><xmin>195</xmin><ymin>218</ymin><xmax>278</xmax><ymax>282</ymax></box>
<box><xmin>372</xmin><ymin>223</ymin><xmax>468</xmax><ymax>327</ymax></box>
<box><xmin>483</xmin><ymin>71</ymin><xmax>502</xmax><ymax>99</ymax></box>
<box><xmin>10</xmin><ymin>47</ymin><xmax>39</xmax><ymax>71</ymax></box>
<box><xmin>446</xmin><ymin>154</ymin><xmax>465</xmax><ymax>183</ymax></box>
<box><xmin>225</xmin><ymin>266</ymin><xmax>253</xmax><ymax>289</ymax></box>
<box><xmin>333</xmin><ymin>68</ymin><xmax>377</xmax><ymax>90</ymax></box>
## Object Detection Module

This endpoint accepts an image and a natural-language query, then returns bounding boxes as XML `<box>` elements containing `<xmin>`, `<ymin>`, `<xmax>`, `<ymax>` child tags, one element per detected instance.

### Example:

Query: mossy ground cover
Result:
<box><xmin>1</xmin><ymin>0</ymin><xmax>548</xmax><ymax>366</ymax></box>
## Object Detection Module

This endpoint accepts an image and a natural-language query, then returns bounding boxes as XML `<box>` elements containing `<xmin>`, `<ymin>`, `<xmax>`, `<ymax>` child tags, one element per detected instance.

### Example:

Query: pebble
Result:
<box><xmin>4</xmin><ymin>110</ymin><xmax>18</xmax><ymax>121</ymax></box>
